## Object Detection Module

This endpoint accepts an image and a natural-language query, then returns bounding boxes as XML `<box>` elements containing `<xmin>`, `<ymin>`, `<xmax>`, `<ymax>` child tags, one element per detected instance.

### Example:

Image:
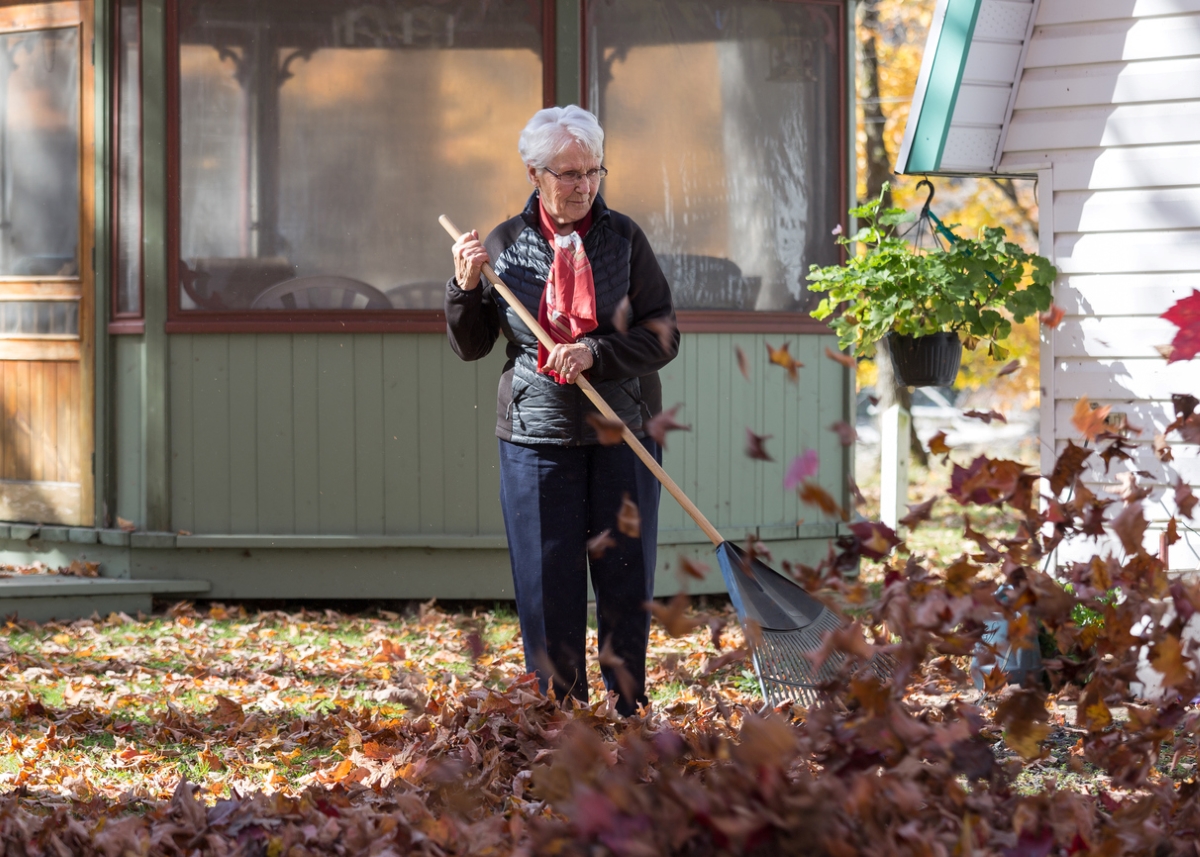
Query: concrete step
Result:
<box><xmin>0</xmin><ymin>576</ymin><xmax>211</xmax><ymax>623</ymax></box>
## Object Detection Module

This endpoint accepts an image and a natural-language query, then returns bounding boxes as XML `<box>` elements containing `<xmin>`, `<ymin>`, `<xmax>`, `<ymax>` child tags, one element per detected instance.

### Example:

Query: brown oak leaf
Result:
<box><xmin>765</xmin><ymin>341</ymin><xmax>802</xmax><ymax>383</ymax></box>
<box><xmin>1049</xmin><ymin>441</ymin><xmax>1092</xmax><ymax>496</ymax></box>
<box><xmin>1071</xmin><ymin>396</ymin><xmax>1112</xmax><ymax>442</ymax></box>
<box><xmin>645</xmin><ymin>405</ymin><xmax>691</xmax><ymax>450</ymax></box>
<box><xmin>799</xmin><ymin>480</ymin><xmax>846</xmax><ymax>521</ymax></box>
<box><xmin>928</xmin><ymin>431</ymin><xmax>952</xmax><ymax>458</ymax></box>
<box><xmin>587</xmin><ymin>528</ymin><xmax>616</xmax><ymax>559</ymax></box>
<box><xmin>1154</xmin><ymin>433</ymin><xmax>1174</xmax><ymax>462</ymax></box>
<box><xmin>1149</xmin><ymin>634</ymin><xmax>1192</xmax><ymax>687</ymax></box>
<box><xmin>1111</xmin><ymin>501</ymin><xmax>1148</xmax><ymax>554</ymax></box>
<box><xmin>643</xmin><ymin>316</ymin><xmax>678</xmax><ymax>355</ymax></box>
<box><xmin>744</xmin><ymin>428</ymin><xmax>774</xmax><ymax>461</ymax></box>
<box><xmin>598</xmin><ymin>636</ymin><xmax>637</xmax><ymax>703</ymax></box>
<box><xmin>1175</xmin><ymin>478</ymin><xmax>1198</xmax><ymax>520</ymax></box>
<box><xmin>646</xmin><ymin>592</ymin><xmax>705</xmax><ymax>637</ymax></box>
<box><xmin>676</xmin><ymin>554</ymin><xmax>710</xmax><ymax>581</ymax></box>
<box><xmin>610</xmin><ymin>295</ymin><xmax>631</xmax><ymax>333</ymax></box>
<box><xmin>586</xmin><ymin>413</ymin><xmax>626</xmax><ymax>445</ymax></box>
<box><xmin>962</xmin><ymin>409</ymin><xmax>1007</xmax><ymax>425</ymax></box>
<box><xmin>899</xmin><ymin>497</ymin><xmax>937</xmax><ymax>529</ymax></box>
<box><xmin>735</xmin><ymin>345</ymin><xmax>750</xmax><ymax>381</ymax></box>
<box><xmin>996</xmin><ymin>359</ymin><xmax>1021</xmax><ymax>377</ymax></box>
<box><xmin>617</xmin><ymin>494</ymin><xmax>641</xmax><ymax>539</ymax></box>
<box><xmin>824</xmin><ymin>346</ymin><xmax>856</xmax><ymax>368</ymax></box>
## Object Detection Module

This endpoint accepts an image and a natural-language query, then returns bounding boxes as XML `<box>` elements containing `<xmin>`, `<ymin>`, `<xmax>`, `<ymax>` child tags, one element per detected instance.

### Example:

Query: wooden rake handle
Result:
<box><xmin>439</xmin><ymin>214</ymin><xmax>725</xmax><ymax>548</ymax></box>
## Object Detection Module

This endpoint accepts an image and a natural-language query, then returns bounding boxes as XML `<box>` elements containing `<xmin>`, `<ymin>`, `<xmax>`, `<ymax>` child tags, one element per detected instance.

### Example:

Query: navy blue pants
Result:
<box><xmin>498</xmin><ymin>437</ymin><xmax>661</xmax><ymax>715</ymax></box>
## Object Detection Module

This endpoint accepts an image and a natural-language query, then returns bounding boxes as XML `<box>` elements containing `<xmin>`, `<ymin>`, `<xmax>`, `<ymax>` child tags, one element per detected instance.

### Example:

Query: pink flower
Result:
<box><xmin>784</xmin><ymin>449</ymin><xmax>820</xmax><ymax>491</ymax></box>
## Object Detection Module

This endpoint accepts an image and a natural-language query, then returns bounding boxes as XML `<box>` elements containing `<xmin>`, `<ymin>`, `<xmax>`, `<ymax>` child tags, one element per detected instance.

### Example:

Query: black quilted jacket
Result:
<box><xmin>445</xmin><ymin>193</ymin><xmax>679</xmax><ymax>446</ymax></box>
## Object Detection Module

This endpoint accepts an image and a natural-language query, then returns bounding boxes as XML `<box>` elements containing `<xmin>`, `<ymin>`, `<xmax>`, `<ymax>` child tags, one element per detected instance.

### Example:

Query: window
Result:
<box><xmin>111</xmin><ymin>0</ymin><xmax>143</xmax><ymax>332</ymax></box>
<box><xmin>169</xmin><ymin>0</ymin><xmax>547</xmax><ymax>329</ymax></box>
<box><xmin>588</xmin><ymin>0</ymin><xmax>844</xmax><ymax>316</ymax></box>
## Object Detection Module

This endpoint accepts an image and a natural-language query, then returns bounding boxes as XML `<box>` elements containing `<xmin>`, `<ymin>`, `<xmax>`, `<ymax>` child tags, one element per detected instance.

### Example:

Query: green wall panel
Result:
<box><xmin>168</xmin><ymin>332</ymin><xmax>848</xmax><ymax>540</ymax></box>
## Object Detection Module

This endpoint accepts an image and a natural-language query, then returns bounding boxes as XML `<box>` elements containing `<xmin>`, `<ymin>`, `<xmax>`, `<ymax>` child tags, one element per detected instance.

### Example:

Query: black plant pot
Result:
<box><xmin>887</xmin><ymin>331</ymin><xmax>963</xmax><ymax>387</ymax></box>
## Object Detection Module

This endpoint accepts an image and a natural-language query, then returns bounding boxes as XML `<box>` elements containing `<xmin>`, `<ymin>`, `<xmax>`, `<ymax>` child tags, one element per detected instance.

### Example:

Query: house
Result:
<box><xmin>0</xmin><ymin>0</ymin><xmax>857</xmax><ymax>620</ymax></box>
<box><xmin>898</xmin><ymin>0</ymin><xmax>1200</xmax><ymax>571</ymax></box>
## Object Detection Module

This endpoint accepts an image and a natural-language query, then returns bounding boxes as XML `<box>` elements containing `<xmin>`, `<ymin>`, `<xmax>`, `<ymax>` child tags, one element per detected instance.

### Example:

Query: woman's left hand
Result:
<box><xmin>544</xmin><ymin>342</ymin><xmax>594</xmax><ymax>384</ymax></box>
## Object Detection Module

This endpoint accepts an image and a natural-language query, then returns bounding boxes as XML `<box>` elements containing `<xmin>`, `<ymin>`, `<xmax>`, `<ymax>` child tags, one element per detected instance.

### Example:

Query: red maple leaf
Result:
<box><xmin>1162</xmin><ymin>289</ymin><xmax>1200</xmax><ymax>362</ymax></box>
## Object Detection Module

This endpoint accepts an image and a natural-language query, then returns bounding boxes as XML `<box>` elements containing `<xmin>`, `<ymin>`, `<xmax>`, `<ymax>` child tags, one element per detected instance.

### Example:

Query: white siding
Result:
<box><xmin>939</xmin><ymin>0</ymin><xmax>1038</xmax><ymax>171</ymax></box>
<box><xmin>999</xmin><ymin>0</ymin><xmax>1200</xmax><ymax>569</ymax></box>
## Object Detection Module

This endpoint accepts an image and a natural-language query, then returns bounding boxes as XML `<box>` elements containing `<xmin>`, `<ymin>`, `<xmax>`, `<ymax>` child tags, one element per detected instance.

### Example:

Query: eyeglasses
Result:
<box><xmin>542</xmin><ymin>166</ymin><xmax>608</xmax><ymax>185</ymax></box>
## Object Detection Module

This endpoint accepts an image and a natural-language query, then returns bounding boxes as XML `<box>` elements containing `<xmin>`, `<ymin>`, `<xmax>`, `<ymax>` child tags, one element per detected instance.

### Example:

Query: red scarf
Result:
<box><xmin>536</xmin><ymin>199</ymin><xmax>597</xmax><ymax>384</ymax></box>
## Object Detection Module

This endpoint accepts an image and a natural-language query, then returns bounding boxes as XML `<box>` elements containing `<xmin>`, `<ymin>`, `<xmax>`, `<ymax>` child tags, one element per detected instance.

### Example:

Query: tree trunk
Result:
<box><xmin>858</xmin><ymin>1</ymin><xmax>928</xmax><ymax>468</ymax></box>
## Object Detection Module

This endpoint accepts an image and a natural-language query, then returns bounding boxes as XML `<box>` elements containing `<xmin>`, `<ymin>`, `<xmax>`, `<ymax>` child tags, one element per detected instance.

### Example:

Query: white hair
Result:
<box><xmin>518</xmin><ymin>105</ymin><xmax>604</xmax><ymax>168</ymax></box>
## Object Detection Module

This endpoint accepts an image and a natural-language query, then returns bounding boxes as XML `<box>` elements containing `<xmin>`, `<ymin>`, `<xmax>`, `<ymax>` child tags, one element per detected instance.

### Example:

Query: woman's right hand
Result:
<box><xmin>452</xmin><ymin>230</ymin><xmax>490</xmax><ymax>291</ymax></box>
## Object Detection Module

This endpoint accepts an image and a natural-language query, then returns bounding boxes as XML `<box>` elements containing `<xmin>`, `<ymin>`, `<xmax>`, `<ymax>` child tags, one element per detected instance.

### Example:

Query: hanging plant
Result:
<box><xmin>807</xmin><ymin>184</ymin><xmax>1057</xmax><ymax>363</ymax></box>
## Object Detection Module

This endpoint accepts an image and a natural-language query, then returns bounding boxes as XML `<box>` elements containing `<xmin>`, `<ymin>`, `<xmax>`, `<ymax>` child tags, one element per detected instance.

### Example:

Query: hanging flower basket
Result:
<box><xmin>887</xmin><ymin>331</ymin><xmax>962</xmax><ymax>388</ymax></box>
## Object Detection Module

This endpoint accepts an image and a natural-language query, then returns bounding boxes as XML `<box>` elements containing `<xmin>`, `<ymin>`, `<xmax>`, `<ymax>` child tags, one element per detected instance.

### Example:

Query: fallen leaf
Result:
<box><xmin>735</xmin><ymin>345</ymin><xmax>750</xmax><ymax>381</ymax></box>
<box><xmin>587</xmin><ymin>529</ymin><xmax>616</xmax><ymax>559</ymax></box>
<box><xmin>645</xmin><ymin>405</ymin><xmax>691</xmax><ymax>449</ymax></box>
<box><xmin>586</xmin><ymin>413</ymin><xmax>627</xmax><ymax>446</ymax></box>
<box><xmin>1039</xmin><ymin>304</ymin><xmax>1065</xmax><ymax>328</ymax></box>
<box><xmin>745</xmin><ymin>428</ymin><xmax>774</xmax><ymax>461</ymax></box>
<box><xmin>828</xmin><ymin>421</ymin><xmax>857</xmax><ymax>446</ymax></box>
<box><xmin>765</xmin><ymin>341</ymin><xmax>802</xmax><ymax>383</ymax></box>
<box><xmin>1071</xmin><ymin>396</ymin><xmax>1111</xmax><ymax>442</ymax></box>
<box><xmin>617</xmin><ymin>494</ymin><xmax>641</xmax><ymax>538</ymax></box>
<box><xmin>784</xmin><ymin>449</ymin><xmax>820</xmax><ymax>490</ymax></box>
<box><xmin>824</xmin><ymin>347</ymin><xmax>855</xmax><ymax>368</ymax></box>
<box><xmin>1162</xmin><ymin>289</ymin><xmax>1200</xmax><ymax>362</ymax></box>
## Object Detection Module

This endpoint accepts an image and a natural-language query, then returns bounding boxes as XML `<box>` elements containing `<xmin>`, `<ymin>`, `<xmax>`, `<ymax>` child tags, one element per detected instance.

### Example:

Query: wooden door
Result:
<box><xmin>0</xmin><ymin>1</ymin><xmax>94</xmax><ymax>526</ymax></box>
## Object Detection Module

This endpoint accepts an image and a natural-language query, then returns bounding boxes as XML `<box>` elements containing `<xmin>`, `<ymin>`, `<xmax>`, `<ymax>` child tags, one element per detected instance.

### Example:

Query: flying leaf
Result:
<box><xmin>994</xmin><ymin>689</ymin><xmax>1051</xmax><ymax>761</ymax></box>
<box><xmin>1162</xmin><ymin>289</ymin><xmax>1200</xmax><ymax>363</ymax></box>
<box><xmin>676</xmin><ymin>554</ymin><xmax>710</xmax><ymax>581</ymax></box>
<box><xmin>1071</xmin><ymin>396</ymin><xmax>1112</xmax><ymax>442</ymax></box>
<box><xmin>643</xmin><ymin>316</ymin><xmax>678</xmax><ymax>355</ymax></box>
<box><xmin>617</xmin><ymin>493</ymin><xmax>641</xmax><ymax>539</ymax></box>
<box><xmin>1175</xmin><ymin>478</ymin><xmax>1197</xmax><ymax>520</ymax></box>
<box><xmin>1098</xmin><ymin>437</ymin><xmax>1135</xmax><ymax>473</ymax></box>
<box><xmin>1049</xmin><ymin>441</ymin><xmax>1092</xmax><ymax>496</ymax></box>
<box><xmin>1154</xmin><ymin>433</ymin><xmax>1174</xmax><ymax>463</ymax></box>
<box><xmin>1167</xmin><ymin>516</ymin><xmax>1180</xmax><ymax>547</ymax></box>
<box><xmin>784</xmin><ymin>449</ymin><xmax>820</xmax><ymax>491</ymax></box>
<box><xmin>645</xmin><ymin>405</ymin><xmax>691</xmax><ymax>449</ymax></box>
<box><xmin>928</xmin><ymin>431</ymin><xmax>951</xmax><ymax>458</ymax></box>
<box><xmin>646</xmin><ymin>592</ymin><xmax>704</xmax><ymax>637</ymax></box>
<box><xmin>735</xmin><ymin>345</ymin><xmax>750</xmax><ymax>381</ymax></box>
<box><xmin>799</xmin><ymin>480</ymin><xmax>845</xmax><ymax>520</ymax></box>
<box><xmin>847</xmin><ymin>521</ymin><xmax>900</xmax><ymax>560</ymax></box>
<box><xmin>587</xmin><ymin>529</ymin><xmax>616</xmax><ymax>559</ymax></box>
<box><xmin>610</xmin><ymin>296</ymin><xmax>631</xmax><ymax>334</ymax></box>
<box><xmin>745</xmin><ymin>428</ymin><xmax>774</xmax><ymax>461</ymax></box>
<box><xmin>996</xmin><ymin>359</ymin><xmax>1021</xmax><ymax>377</ymax></box>
<box><xmin>117</xmin><ymin>517</ymin><xmax>137</xmax><ymax>533</ymax></box>
<box><xmin>1039</xmin><ymin>304</ymin><xmax>1065</xmax><ymax>329</ymax></box>
<box><xmin>828</xmin><ymin>421</ymin><xmax>857</xmax><ymax>446</ymax></box>
<box><xmin>1111</xmin><ymin>502</ymin><xmax>1148</xmax><ymax>554</ymax></box>
<box><xmin>598</xmin><ymin>636</ymin><xmax>636</xmax><ymax>703</ymax></box>
<box><xmin>586</xmin><ymin>413</ymin><xmax>626</xmax><ymax>446</ymax></box>
<box><xmin>465</xmin><ymin>629</ymin><xmax>485</xmax><ymax>662</ymax></box>
<box><xmin>899</xmin><ymin>497</ymin><xmax>937</xmax><ymax>529</ymax></box>
<box><xmin>962</xmin><ymin>409</ymin><xmax>1007</xmax><ymax>425</ymax></box>
<box><xmin>1149</xmin><ymin>634</ymin><xmax>1192</xmax><ymax>687</ymax></box>
<box><xmin>765</xmin><ymin>341</ymin><xmax>802</xmax><ymax>383</ymax></box>
<box><xmin>824</xmin><ymin>347</ymin><xmax>855</xmax><ymax>369</ymax></box>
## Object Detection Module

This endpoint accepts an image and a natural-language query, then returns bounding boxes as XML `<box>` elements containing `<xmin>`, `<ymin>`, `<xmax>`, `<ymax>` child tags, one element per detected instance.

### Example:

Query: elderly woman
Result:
<box><xmin>446</xmin><ymin>105</ymin><xmax>679</xmax><ymax>715</ymax></box>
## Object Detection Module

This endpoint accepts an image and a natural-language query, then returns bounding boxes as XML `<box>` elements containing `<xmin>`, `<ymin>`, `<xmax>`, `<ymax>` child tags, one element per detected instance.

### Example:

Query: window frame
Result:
<box><xmin>164</xmin><ymin>0</ymin><xmax>843</xmax><ymax>335</ymax></box>
<box><xmin>110</xmin><ymin>0</ymin><xmax>145</xmax><ymax>334</ymax></box>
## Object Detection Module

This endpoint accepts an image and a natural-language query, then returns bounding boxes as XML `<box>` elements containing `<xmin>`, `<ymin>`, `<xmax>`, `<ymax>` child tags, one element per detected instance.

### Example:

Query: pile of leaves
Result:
<box><xmin>3</xmin><ymin>291</ymin><xmax>1200</xmax><ymax>854</ymax></box>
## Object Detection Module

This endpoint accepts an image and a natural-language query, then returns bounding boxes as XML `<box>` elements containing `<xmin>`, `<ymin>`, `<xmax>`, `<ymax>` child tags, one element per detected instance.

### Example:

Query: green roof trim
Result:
<box><xmin>902</xmin><ymin>0</ymin><xmax>982</xmax><ymax>173</ymax></box>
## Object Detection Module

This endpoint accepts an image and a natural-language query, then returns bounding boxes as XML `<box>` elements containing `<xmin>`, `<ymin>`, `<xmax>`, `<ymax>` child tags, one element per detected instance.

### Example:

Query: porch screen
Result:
<box><xmin>588</xmin><ymin>0</ymin><xmax>843</xmax><ymax>312</ymax></box>
<box><xmin>177</xmin><ymin>0</ymin><xmax>543</xmax><ymax>312</ymax></box>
